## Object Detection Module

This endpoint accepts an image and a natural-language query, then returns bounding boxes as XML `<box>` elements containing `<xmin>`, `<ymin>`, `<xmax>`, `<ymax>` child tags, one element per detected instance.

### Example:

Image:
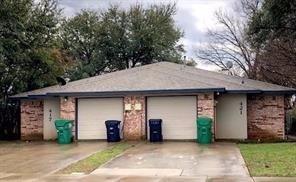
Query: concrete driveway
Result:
<box><xmin>93</xmin><ymin>142</ymin><xmax>250</xmax><ymax>179</ymax></box>
<box><xmin>0</xmin><ymin>141</ymin><xmax>110</xmax><ymax>179</ymax></box>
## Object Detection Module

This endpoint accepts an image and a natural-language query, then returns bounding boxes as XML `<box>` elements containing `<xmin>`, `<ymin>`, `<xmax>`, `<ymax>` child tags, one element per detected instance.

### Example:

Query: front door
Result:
<box><xmin>43</xmin><ymin>99</ymin><xmax>60</xmax><ymax>140</ymax></box>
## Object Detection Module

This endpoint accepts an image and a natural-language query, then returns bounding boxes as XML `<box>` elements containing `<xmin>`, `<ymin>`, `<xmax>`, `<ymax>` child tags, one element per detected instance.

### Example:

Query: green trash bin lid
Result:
<box><xmin>197</xmin><ymin>116</ymin><xmax>212</xmax><ymax>126</ymax></box>
<box><xmin>55</xmin><ymin>119</ymin><xmax>73</xmax><ymax>127</ymax></box>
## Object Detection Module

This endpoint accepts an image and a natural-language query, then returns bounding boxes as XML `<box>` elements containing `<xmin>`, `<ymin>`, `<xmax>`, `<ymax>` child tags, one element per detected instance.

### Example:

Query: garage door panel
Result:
<box><xmin>78</xmin><ymin>126</ymin><xmax>104</xmax><ymax>131</ymax></box>
<box><xmin>78</xmin><ymin>120</ymin><xmax>107</xmax><ymax>125</ymax></box>
<box><xmin>147</xmin><ymin>96</ymin><xmax>197</xmax><ymax>140</ymax></box>
<box><xmin>149</xmin><ymin>113</ymin><xmax>189</xmax><ymax>118</ymax></box>
<box><xmin>78</xmin><ymin>98</ymin><xmax>123</xmax><ymax>140</ymax></box>
<box><xmin>77</xmin><ymin>133</ymin><xmax>106</xmax><ymax>139</ymax></box>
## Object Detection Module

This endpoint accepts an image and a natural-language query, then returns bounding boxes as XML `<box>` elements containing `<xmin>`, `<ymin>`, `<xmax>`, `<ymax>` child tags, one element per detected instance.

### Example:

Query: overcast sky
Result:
<box><xmin>58</xmin><ymin>0</ymin><xmax>235</xmax><ymax>70</ymax></box>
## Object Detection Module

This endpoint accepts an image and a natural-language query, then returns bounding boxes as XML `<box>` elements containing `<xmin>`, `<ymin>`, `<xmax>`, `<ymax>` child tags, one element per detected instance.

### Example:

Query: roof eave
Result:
<box><xmin>8</xmin><ymin>96</ymin><xmax>28</xmax><ymax>100</ymax></box>
<box><xmin>46</xmin><ymin>88</ymin><xmax>225</xmax><ymax>97</ymax></box>
<box><xmin>28</xmin><ymin>94</ymin><xmax>58</xmax><ymax>99</ymax></box>
<box><xmin>226</xmin><ymin>89</ymin><xmax>296</xmax><ymax>95</ymax></box>
<box><xmin>226</xmin><ymin>90</ymin><xmax>261</xmax><ymax>94</ymax></box>
<box><xmin>9</xmin><ymin>88</ymin><xmax>295</xmax><ymax>99</ymax></box>
<box><xmin>9</xmin><ymin>94</ymin><xmax>58</xmax><ymax>99</ymax></box>
<box><xmin>261</xmin><ymin>90</ymin><xmax>296</xmax><ymax>95</ymax></box>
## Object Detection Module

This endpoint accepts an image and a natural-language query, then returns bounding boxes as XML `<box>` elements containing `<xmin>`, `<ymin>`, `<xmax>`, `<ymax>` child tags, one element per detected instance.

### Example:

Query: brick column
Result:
<box><xmin>197</xmin><ymin>93</ymin><xmax>215</xmax><ymax>138</ymax></box>
<box><xmin>60</xmin><ymin>97</ymin><xmax>75</xmax><ymax>120</ymax></box>
<box><xmin>197</xmin><ymin>93</ymin><xmax>215</xmax><ymax>118</ymax></box>
<box><xmin>60</xmin><ymin>97</ymin><xmax>76</xmax><ymax>138</ymax></box>
<box><xmin>20</xmin><ymin>100</ymin><xmax>44</xmax><ymax>140</ymax></box>
<box><xmin>123</xmin><ymin>96</ymin><xmax>146</xmax><ymax>140</ymax></box>
<box><xmin>247</xmin><ymin>95</ymin><xmax>285</xmax><ymax>140</ymax></box>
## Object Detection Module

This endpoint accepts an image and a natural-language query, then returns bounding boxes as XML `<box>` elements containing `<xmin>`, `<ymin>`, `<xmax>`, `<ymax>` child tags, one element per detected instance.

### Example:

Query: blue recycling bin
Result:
<box><xmin>149</xmin><ymin>119</ymin><xmax>163</xmax><ymax>142</ymax></box>
<box><xmin>105</xmin><ymin>120</ymin><xmax>121</xmax><ymax>142</ymax></box>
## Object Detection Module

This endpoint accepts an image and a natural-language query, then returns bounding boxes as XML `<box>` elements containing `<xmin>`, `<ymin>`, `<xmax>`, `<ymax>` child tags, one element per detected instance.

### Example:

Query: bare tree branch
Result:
<box><xmin>196</xmin><ymin>4</ymin><xmax>258</xmax><ymax>77</ymax></box>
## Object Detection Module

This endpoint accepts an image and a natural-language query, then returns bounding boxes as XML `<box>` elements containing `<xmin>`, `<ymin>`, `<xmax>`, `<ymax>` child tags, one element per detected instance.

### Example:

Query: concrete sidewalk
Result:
<box><xmin>0</xmin><ymin>173</ymin><xmax>253</xmax><ymax>182</ymax></box>
<box><xmin>2</xmin><ymin>173</ymin><xmax>296</xmax><ymax>182</ymax></box>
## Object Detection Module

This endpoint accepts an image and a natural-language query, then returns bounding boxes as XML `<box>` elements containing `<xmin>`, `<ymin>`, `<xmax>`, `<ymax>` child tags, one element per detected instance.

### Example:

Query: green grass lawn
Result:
<box><xmin>57</xmin><ymin>142</ymin><xmax>134</xmax><ymax>174</ymax></box>
<box><xmin>239</xmin><ymin>143</ymin><xmax>296</xmax><ymax>177</ymax></box>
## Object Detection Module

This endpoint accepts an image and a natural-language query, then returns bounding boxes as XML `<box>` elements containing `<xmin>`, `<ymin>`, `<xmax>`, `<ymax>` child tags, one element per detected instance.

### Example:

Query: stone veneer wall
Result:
<box><xmin>123</xmin><ymin>96</ymin><xmax>146</xmax><ymax>140</ymax></box>
<box><xmin>247</xmin><ymin>95</ymin><xmax>285</xmax><ymax>139</ymax></box>
<box><xmin>20</xmin><ymin>100</ymin><xmax>44</xmax><ymax>140</ymax></box>
<box><xmin>60</xmin><ymin>97</ymin><xmax>76</xmax><ymax>138</ymax></box>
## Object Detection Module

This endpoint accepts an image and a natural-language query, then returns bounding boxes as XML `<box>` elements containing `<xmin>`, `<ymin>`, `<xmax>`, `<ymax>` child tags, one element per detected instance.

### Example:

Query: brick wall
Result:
<box><xmin>60</xmin><ymin>97</ymin><xmax>75</xmax><ymax>120</ymax></box>
<box><xmin>60</xmin><ymin>97</ymin><xmax>76</xmax><ymax>138</ymax></box>
<box><xmin>20</xmin><ymin>100</ymin><xmax>44</xmax><ymax>140</ymax></box>
<box><xmin>197</xmin><ymin>93</ymin><xmax>215</xmax><ymax>139</ymax></box>
<box><xmin>197</xmin><ymin>93</ymin><xmax>215</xmax><ymax>119</ymax></box>
<box><xmin>247</xmin><ymin>95</ymin><xmax>285</xmax><ymax>140</ymax></box>
<box><xmin>123</xmin><ymin>96</ymin><xmax>146</xmax><ymax>140</ymax></box>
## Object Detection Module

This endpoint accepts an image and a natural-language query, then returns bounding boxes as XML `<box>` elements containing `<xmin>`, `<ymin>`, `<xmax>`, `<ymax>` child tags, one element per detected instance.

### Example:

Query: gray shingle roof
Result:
<box><xmin>12</xmin><ymin>62</ymin><xmax>296</xmax><ymax>98</ymax></box>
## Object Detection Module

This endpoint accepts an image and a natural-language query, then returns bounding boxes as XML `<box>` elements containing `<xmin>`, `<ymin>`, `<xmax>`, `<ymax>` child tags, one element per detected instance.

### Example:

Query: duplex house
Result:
<box><xmin>12</xmin><ymin>62</ymin><xmax>295</xmax><ymax>141</ymax></box>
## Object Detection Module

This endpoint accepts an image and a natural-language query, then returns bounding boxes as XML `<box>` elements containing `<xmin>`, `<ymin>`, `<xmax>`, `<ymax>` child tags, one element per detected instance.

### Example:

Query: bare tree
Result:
<box><xmin>197</xmin><ymin>0</ymin><xmax>296</xmax><ymax>88</ymax></box>
<box><xmin>195</xmin><ymin>0</ymin><xmax>260</xmax><ymax>78</ymax></box>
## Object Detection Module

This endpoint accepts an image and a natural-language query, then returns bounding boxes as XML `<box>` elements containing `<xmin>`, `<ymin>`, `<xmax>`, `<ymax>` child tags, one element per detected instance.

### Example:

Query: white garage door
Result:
<box><xmin>78</xmin><ymin>98</ymin><xmax>123</xmax><ymax>140</ymax></box>
<box><xmin>147</xmin><ymin>96</ymin><xmax>197</xmax><ymax>140</ymax></box>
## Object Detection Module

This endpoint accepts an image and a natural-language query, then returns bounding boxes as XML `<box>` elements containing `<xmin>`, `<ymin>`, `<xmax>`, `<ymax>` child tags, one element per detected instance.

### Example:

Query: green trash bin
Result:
<box><xmin>197</xmin><ymin>117</ymin><xmax>212</xmax><ymax>144</ymax></box>
<box><xmin>55</xmin><ymin>119</ymin><xmax>74</xmax><ymax>144</ymax></box>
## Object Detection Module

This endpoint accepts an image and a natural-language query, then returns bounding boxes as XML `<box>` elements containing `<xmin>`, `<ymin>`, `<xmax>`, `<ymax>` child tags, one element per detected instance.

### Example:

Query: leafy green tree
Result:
<box><xmin>247</xmin><ymin>0</ymin><xmax>296</xmax><ymax>87</ymax></box>
<box><xmin>0</xmin><ymin>0</ymin><xmax>64</xmax><ymax>101</ymax></box>
<box><xmin>60</xmin><ymin>10</ymin><xmax>105</xmax><ymax>80</ymax></box>
<box><xmin>248</xmin><ymin>0</ymin><xmax>296</xmax><ymax>47</ymax></box>
<box><xmin>100</xmin><ymin>4</ymin><xmax>184</xmax><ymax>70</ymax></box>
<box><xmin>61</xmin><ymin>4</ymin><xmax>184</xmax><ymax>80</ymax></box>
